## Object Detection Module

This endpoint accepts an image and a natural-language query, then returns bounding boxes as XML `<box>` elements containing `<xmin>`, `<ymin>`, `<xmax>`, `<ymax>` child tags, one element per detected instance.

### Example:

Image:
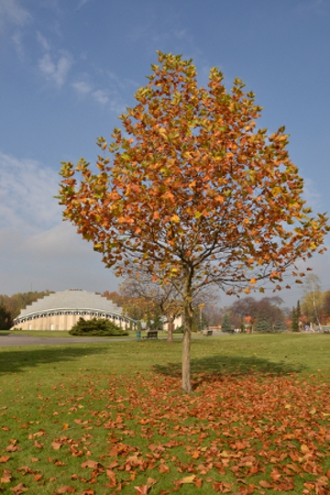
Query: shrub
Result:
<box><xmin>69</xmin><ymin>318</ymin><xmax>128</xmax><ymax>336</ymax></box>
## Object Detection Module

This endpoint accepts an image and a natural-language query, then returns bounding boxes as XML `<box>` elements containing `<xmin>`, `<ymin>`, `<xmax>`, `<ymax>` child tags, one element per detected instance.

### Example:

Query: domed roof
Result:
<box><xmin>18</xmin><ymin>290</ymin><xmax>122</xmax><ymax>318</ymax></box>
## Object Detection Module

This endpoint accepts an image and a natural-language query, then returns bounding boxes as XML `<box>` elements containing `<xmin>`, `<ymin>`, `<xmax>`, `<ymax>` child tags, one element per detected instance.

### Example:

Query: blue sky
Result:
<box><xmin>0</xmin><ymin>0</ymin><xmax>329</xmax><ymax>309</ymax></box>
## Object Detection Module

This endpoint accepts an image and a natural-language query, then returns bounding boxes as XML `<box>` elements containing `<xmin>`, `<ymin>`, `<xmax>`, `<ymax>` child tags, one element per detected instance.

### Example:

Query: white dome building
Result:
<box><xmin>12</xmin><ymin>290</ymin><xmax>133</xmax><ymax>331</ymax></box>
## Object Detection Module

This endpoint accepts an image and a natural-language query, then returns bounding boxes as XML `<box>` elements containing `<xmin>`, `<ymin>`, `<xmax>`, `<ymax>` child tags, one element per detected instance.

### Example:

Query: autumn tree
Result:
<box><xmin>121</xmin><ymin>269</ymin><xmax>217</xmax><ymax>340</ymax></box>
<box><xmin>229</xmin><ymin>296</ymin><xmax>286</xmax><ymax>333</ymax></box>
<box><xmin>0</xmin><ymin>290</ymin><xmax>52</xmax><ymax>321</ymax></box>
<box><xmin>103</xmin><ymin>290</ymin><xmax>147</xmax><ymax>323</ymax></box>
<box><xmin>202</xmin><ymin>301</ymin><xmax>222</xmax><ymax>327</ymax></box>
<box><xmin>59</xmin><ymin>52</ymin><xmax>329</xmax><ymax>393</ymax></box>
<box><xmin>321</xmin><ymin>291</ymin><xmax>330</xmax><ymax>322</ymax></box>
<box><xmin>229</xmin><ymin>296</ymin><xmax>260</xmax><ymax>332</ymax></box>
<box><xmin>0</xmin><ymin>303</ymin><xmax>12</xmax><ymax>330</ymax></box>
<box><xmin>302</xmin><ymin>274</ymin><xmax>323</xmax><ymax>329</ymax></box>
<box><xmin>121</xmin><ymin>272</ymin><xmax>180</xmax><ymax>342</ymax></box>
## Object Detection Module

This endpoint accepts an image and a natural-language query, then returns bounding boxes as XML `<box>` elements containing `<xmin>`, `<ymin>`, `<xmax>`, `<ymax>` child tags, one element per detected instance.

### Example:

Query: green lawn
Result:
<box><xmin>0</xmin><ymin>334</ymin><xmax>329</xmax><ymax>494</ymax></box>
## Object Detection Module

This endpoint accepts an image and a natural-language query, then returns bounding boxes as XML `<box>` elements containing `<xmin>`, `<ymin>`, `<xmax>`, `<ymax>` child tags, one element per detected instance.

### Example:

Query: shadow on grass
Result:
<box><xmin>0</xmin><ymin>345</ymin><xmax>108</xmax><ymax>375</ymax></box>
<box><xmin>154</xmin><ymin>354</ymin><xmax>305</xmax><ymax>388</ymax></box>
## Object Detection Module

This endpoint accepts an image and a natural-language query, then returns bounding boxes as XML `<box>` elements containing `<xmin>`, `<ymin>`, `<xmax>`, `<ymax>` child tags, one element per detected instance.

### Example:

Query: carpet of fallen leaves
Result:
<box><xmin>1</xmin><ymin>371</ymin><xmax>330</xmax><ymax>494</ymax></box>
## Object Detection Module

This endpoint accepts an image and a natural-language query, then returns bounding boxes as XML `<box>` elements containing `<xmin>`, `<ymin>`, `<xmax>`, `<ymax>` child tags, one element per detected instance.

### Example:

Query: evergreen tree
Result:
<box><xmin>151</xmin><ymin>307</ymin><xmax>163</xmax><ymax>330</ymax></box>
<box><xmin>297</xmin><ymin>300</ymin><xmax>301</xmax><ymax>319</ymax></box>
<box><xmin>291</xmin><ymin>307</ymin><xmax>299</xmax><ymax>332</ymax></box>
<box><xmin>221</xmin><ymin>313</ymin><xmax>232</xmax><ymax>333</ymax></box>
<box><xmin>255</xmin><ymin>319</ymin><xmax>272</xmax><ymax>333</ymax></box>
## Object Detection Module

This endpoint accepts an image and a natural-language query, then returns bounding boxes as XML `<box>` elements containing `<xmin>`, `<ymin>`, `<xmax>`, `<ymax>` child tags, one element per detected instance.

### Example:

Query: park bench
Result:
<box><xmin>145</xmin><ymin>331</ymin><xmax>158</xmax><ymax>339</ymax></box>
<box><xmin>204</xmin><ymin>330</ymin><xmax>213</xmax><ymax>336</ymax></box>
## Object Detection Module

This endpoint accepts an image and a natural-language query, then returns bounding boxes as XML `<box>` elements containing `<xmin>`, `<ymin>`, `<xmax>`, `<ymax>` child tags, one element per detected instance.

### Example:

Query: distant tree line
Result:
<box><xmin>219</xmin><ymin>296</ymin><xmax>289</xmax><ymax>333</ymax></box>
<box><xmin>299</xmin><ymin>274</ymin><xmax>330</xmax><ymax>329</ymax></box>
<box><xmin>0</xmin><ymin>291</ymin><xmax>52</xmax><ymax>329</ymax></box>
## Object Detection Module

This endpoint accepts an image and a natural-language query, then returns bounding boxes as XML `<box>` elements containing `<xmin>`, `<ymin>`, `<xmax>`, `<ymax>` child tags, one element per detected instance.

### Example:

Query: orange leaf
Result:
<box><xmin>10</xmin><ymin>484</ymin><xmax>28</xmax><ymax>495</ymax></box>
<box><xmin>134</xmin><ymin>485</ymin><xmax>150</xmax><ymax>495</ymax></box>
<box><xmin>259</xmin><ymin>480</ymin><xmax>272</xmax><ymax>488</ymax></box>
<box><xmin>56</xmin><ymin>486</ymin><xmax>76</xmax><ymax>494</ymax></box>
<box><xmin>81</xmin><ymin>460</ymin><xmax>102</xmax><ymax>469</ymax></box>
<box><xmin>52</xmin><ymin>441</ymin><xmax>62</xmax><ymax>450</ymax></box>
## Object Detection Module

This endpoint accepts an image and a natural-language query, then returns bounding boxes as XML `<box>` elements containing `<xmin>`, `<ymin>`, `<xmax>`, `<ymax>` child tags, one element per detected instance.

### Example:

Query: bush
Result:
<box><xmin>69</xmin><ymin>318</ymin><xmax>128</xmax><ymax>336</ymax></box>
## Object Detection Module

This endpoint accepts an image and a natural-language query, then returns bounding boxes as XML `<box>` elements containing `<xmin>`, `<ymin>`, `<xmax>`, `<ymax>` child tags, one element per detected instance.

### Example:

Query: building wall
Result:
<box><xmin>14</xmin><ymin>312</ymin><xmax>130</xmax><ymax>331</ymax></box>
<box><xmin>163</xmin><ymin>314</ymin><xmax>183</xmax><ymax>331</ymax></box>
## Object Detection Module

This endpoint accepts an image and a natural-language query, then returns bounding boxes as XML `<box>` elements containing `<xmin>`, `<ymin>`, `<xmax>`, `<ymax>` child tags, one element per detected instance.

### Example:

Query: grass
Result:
<box><xmin>0</xmin><ymin>333</ymin><xmax>329</xmax><ymax>494</ymax></box>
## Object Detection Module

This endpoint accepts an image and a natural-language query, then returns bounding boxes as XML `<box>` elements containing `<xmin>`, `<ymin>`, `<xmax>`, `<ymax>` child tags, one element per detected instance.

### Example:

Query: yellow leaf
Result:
<box><xmin>272</xmin><ymin>186</ymin><xmax>281</xmax><ymax>197</ymax></box>
<box><xmin>62</xmin><ymin>423</ymin><xmax>69</xmax><ymax>431</ymax></box>
<box><xmin>180</xmin><ymin>475</ymin><xmax>196</xmax><ymax>484</ymax></box>
<box><xmin>170</xmin><ymin>215</ymin><xmax>180</xmax><ymax>223</ymax></box>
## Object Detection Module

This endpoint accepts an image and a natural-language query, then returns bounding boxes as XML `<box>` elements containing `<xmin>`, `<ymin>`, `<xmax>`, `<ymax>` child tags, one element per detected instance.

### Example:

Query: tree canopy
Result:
<box><xmin>227</xmin><ymin>296</ymin><xmax>287</xmax><ymax>332</ymax></box>
<box><xmin>59</xmin><ymin>52</ymin><xmax>329</xmax><ymax>392</ymax></box>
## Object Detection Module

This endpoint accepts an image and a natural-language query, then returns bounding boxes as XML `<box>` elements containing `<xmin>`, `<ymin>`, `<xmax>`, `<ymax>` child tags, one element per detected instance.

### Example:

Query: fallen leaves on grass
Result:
<box><xmin>1</xmin><ymin>371</ymin><xmax>330</xmax><ymax>494</ymax></box>
<box><xmin>55</xmin><ymin>486</ymin><xmax>76</xmax><ymax>494</ymax></box>
<box><xmin>9</xmin><ymin>483</ymin><xmax>28</xmax><ymax>495</ymax></box>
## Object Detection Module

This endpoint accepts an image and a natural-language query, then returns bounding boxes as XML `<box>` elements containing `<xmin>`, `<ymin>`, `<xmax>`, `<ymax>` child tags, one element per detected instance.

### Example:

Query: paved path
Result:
<box><xmin>0</xmin><ymin>334</ymin><xmax>136</xmax><ymax>347</ymax></box>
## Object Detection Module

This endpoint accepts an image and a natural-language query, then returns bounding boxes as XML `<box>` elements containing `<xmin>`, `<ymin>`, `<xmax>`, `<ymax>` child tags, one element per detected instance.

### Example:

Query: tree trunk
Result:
<box><xmin>182</xmin><ymin>326</ymin><xmax>191</xmax><ymax>393</ymax></box>
<box><xmin>167</xmin><ymin>316</ymin><xmax>174</xmax><ymax>343</ymax></box>
<box><xmin>182</xmin><ymin>281</ymin><xmax>193</xmax><ymax>393</ymax></box>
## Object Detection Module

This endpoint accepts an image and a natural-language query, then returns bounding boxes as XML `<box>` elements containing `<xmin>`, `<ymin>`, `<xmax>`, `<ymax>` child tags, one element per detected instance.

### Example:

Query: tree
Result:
<box><xmin>229</xmin><ymin>296</ymin><xmax>286</xmax><ymax>333</ymax></box>
<box><xmin>291</xmin><ymin>307</ymin><xmax>299</xmax><ymax>332</ymax></box>
<box><xmin>121</xmin><ymin>268</ymin><xmax>217</xmax><ymax>341</ymax></box>
<box><xmin>0</xmin><ymin>290</ymin><xmax>52</xmax><ymax>320</ymax></box>
<box><xmin>221</xmin><ymin>313</ymin><xmax>232</xmax><ymax>333</ymax></box>
<box><xmin>59</xmin><ymin>52</ymin><xmax>329</xmax><ymax>393</ymax></box>
<box><xmin>202</xmin><ymin>301</ymin><xmax>222</xmax><ymax>327</ymax></box>
<box><xmin>120</xmin><ymin>272</ymin><xmax>181</xmax><ymax>342</ymax></box>
<box><xmin>254</xmin><ymin>297</ymin><xmax>286</xmax><ymax>332</ymax></box>
<box><xmin>229</xmin><ymin>297</ymin><xmax>258</xmax><ymax>331</ymax></box>
<box><xmin>255</xmin><ymin>319</ymin><xmax>271</xmax><ymax>333</ymax></box>
<box><xmin>302</xmin><ymin>274</ymin><xmax>323</xmax><ymax>329</ymax></box>
<box><xmin>322</xmin><ymin>291</ymin><xmax>330</xmax><ymax>322</ymax></box>
<box><xmin>0</xmin><ymin>304</ymin><xmax>13</xmax><ymax>329</ymax></box>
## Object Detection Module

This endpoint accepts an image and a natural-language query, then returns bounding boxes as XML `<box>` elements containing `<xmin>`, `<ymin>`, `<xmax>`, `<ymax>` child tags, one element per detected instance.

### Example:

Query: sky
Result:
<box><xmin>0</xmin><ymin>0</ymin><xmax>330</xmax><ymax>309</ymax></box>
